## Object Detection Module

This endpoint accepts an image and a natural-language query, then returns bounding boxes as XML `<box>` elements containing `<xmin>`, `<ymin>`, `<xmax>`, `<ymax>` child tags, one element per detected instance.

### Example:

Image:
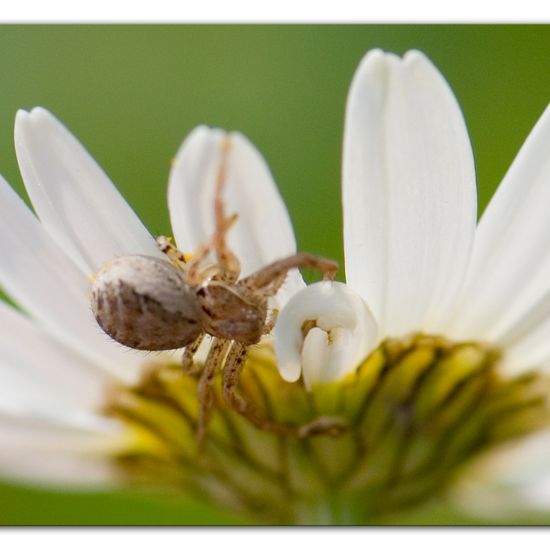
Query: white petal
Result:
<box><xmin>496</xmin><ymin>287</ymin><xmax>550</xmax><ymax>376</ymax></box>
<box><xmin>0</xmin><ymin>176</ymin><xmax>147</xmax><ymax>383</ymax></box>
<box><xmin>273</xmin><ymin>281</ymin><xmax>378</xmax><ymax>388</ymax></box>
<box><xmin>0</xmin><ymin>360</ymin><xmax>109</xmax><ymax>432</ymax></box>
<box><xmin>168</xmin><ymin>126</ymin><xmax>304</xmax><ymax>308</ymax></box>
<box><xmin>342</xmin><ymin>49</ymin><xmax>476</xmax><ymax>338</ymax></box>
<box><xmin>0</xmin><ymin>452</ymin><xmax>117</xmax><ymax>487</ymax></box>
<box><xmin>0</xmin><ymin>300</ymin><xmax>112</xmax><ymax>414</ymax></box>
<box><xmin>499</xmin><ymin>319</ymin><xmax>550</xmax><ymax>377</ymax></box>
<box><xmin>0</xmin><ymin>415</ymin><xmax>125</xmax><ymax>486</ymax></box>
<box><xmin>451</xmin><ymin>428</ymin><xmax>550</xmax><ymax>517</ymax></box>
<box><xmin>15</xmin><ymin>107</ymin><xmax>163</xmax><ymax>274</ymax></box>
<box><xmin>447</xmin><ymin>104</ymin><xmax>550</xmax><ymax>358</ymax></box>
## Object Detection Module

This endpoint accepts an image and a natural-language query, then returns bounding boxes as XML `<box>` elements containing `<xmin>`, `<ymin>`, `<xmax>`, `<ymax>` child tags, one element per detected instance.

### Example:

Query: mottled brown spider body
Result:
<box><xmin>90</xmin><ymin>136</ymin><xmax>339</xmax><ymax>442</ymax></box>
<box><xmin>91</xmin><ymin>255</ymin><xmax>269</xmax><ymax>350</ymax></box>
<box><xmin>91</xmin><ymin>255</ymin><xmax>202</xmax><ymax>351</ymax></box>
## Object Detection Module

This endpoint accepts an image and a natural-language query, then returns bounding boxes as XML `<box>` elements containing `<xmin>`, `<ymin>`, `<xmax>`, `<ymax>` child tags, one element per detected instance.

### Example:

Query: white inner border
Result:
<box><xmin>1</xmin><ymin>1</ymin><xmax>550</xmax><ymax>23</ymax></box>
<box><xmin>1</xmin><ymin>529</ymin><xmax>549</xmax><ymax>548</ymax></box>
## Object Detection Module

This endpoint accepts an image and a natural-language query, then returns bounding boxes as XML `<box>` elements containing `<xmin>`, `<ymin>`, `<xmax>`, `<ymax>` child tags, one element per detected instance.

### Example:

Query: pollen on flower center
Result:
<box><xmin>103</xmin><ymin>334</ymin><xmax>550</xmax><ymax>525</ymax></box>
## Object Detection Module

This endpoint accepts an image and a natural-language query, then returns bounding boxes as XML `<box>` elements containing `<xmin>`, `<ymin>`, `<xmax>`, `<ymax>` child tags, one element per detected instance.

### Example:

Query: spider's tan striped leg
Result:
<box><xmin>222</xmin><ymin>341</ymin><xmax>285</xmax><ymax>433</ymax></box>
<box><xmin>222</xmin><ymin>340</ymin><xmax>346</xmax><ymax>439</ymax></box>
<box><xmin>239</xmin><ymin>253</ymin><xmax>338</xmax><ymax>297</ymax></box>
<box><xmin>222</xmin><ymin>341</ymin><xmax>250</xmax><ymax>419</ymax></box>
<box><xmin>181</xmin><ymin>333</ymin><xmax>205</xmax><ymax>375</ymax></box>
<box><xmin>156</xmin><ymin>236</ymin><xmax>189</xmax><ymax>270</ymax></box>
<box><xmin>263</xmin><ymin>308</ymin><xmax>279</xmax><ymax>335</ymax></box>
<box><xmin>212</xmin><ymin>137</ymin><xmax>240</xmax><ymax>283</ymax></box>
<box><xmin>184</xmin><ymin>213</ymin><xmax>239</xmax><ymax>286</ymax></box>
<box><xmin>197</xmin><ymin>337</ymin><xmax>231</xmax><ymax>447</ymax></box>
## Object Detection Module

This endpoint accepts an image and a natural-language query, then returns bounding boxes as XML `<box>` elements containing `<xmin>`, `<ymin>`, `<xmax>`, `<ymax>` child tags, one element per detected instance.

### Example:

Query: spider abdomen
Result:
<box><xmin>91</xmin><ymin>255</ymin><xmax>202</xmax><ymax>350</ymax></box>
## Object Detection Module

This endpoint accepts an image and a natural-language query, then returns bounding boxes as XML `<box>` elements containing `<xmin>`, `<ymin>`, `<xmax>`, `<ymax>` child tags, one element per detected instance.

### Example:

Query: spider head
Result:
<box><xmin>197</xmin><ymin>281</ymin><xmax>266</xmax><ymax>345</ymax></box>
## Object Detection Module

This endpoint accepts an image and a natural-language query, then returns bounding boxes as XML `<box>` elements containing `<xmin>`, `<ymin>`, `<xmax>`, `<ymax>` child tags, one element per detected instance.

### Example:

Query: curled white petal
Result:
<box><xmin>15</xmin><ymin>107</ymin><xmax>163</xmax><ymax>274</ymax></box>
<box><xmin>273</xmin><ymin>282</ymin><xmax>378</xmax><ymax>389</ymax></box>
<box><xmin>168</xmin><ymin>126</ymin><xmax>304</xmax><ymax>308</ymax></box>
<box><xmin>343</xmin><ymin>49</ymin><xmax>476</xmax><ymax>338</ymax></box>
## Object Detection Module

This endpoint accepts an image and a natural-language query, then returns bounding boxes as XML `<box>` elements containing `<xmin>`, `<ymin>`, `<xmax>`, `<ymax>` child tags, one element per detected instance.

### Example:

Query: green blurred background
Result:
<box><xmin>1</xmin><ymin>24</ymin><xmax>550</xmax><ymax>525</ymax></box>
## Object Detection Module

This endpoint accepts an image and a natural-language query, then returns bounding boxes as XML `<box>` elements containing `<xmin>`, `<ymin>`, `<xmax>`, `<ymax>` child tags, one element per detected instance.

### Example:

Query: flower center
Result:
<box><xmin>104</xmin><ymin>334</ymin><xmax>550</xmax><ymax>525</ymax></box>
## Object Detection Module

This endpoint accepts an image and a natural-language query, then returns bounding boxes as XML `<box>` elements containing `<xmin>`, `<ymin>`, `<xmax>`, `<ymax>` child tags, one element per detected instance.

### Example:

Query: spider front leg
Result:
<box><xmin>184</xmin><ymin>213</ymin><xmax>240</xmax><ymax>286</ymax></box>
<box><xmin>239</xmin><ymin>252</ymin><xmax>338</xmax><ymax>297</ymax></box>
<box><xmin>212</xmin><ymin>137</ymin><xmax>240</xmax><ymax>282</ymax></box>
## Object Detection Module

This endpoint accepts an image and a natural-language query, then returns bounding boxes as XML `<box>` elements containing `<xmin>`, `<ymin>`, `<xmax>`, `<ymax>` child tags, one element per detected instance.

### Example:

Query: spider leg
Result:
<box><xmin>222</xmin><ymin>341</ymin><xmax>278</xmax><ymax>431</ymax></box>
<box><xmin>238</xmin><ymin>252</ymin><xmax>338</xmax><ymax>297</ymax></box>
<box><xmin>184</xmin><ymin>242</ymin><xmax>216</xmax><ymax>286</ymax></box>
<box><xmin>263</xmin><ymin>308</ymin><xmax>279</xmax><ymax>334</ymax></box>
<box><xmin>213</xmin><ymin>137</ymin><xmax>240</xmax><ymax>282</ymax></box>
<box><xmin>156</xmin><ymin>236</ymin><xmax>188</xmax><ymax>269</ymax></box>
<box><xmin>184</xmin><ymin>213</ymin><xmax>240</xmax><ymax>286</ymax></box>
<box><xmin>197</xmin><ymin>337</ymin><xmax>231</xmax><ymax>446</ymax></box>
<box><xmin>222</xmin><ymin>340</ymin><xmax>347</xmax><ymax>438</ymax></box>
<box><xmin>157</xmin><ymin>233</ymin><xmax>213</xmax><ymax>285</ymax></box>
<box><xmin>255</xmin><ymin>271</ymin><xmax>288</xmax><ymax>300</ymax></box>
<box><xmin>181</xmin><ymin>333</ymin><xmax>205</xmax><ymax>375</ymax></box>
<box><xmin>222</xmin><ymin>342</ymin><xmax>250</xmax><ymax>417</ymax></box>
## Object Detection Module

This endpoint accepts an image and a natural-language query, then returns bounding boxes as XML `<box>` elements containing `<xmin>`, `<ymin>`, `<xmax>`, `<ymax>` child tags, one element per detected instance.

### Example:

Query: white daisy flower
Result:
<box><xmin>273</xmin><ymin>49</ymin><xmax>550</xmax><ymax>520</ymax></box>
<box><xmin>2</xmin><ymin>48</ymin><xmax>550</xmax><ymax>525</ymax></box>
